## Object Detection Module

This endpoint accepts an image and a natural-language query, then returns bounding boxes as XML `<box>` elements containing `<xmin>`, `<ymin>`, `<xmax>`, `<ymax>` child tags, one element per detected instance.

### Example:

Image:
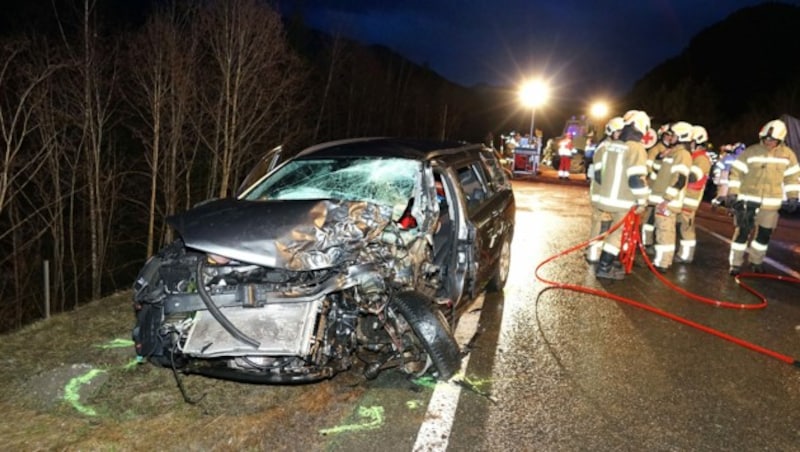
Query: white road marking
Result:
<box><xmin>697</xmin><ymin>224</ymin><xmax>800</xmax><ymax>279</ymax></box>
<box><xmin>413</xmin><ymin>300</ymin><xmax>482</xmax><ymax>452</ymax></box>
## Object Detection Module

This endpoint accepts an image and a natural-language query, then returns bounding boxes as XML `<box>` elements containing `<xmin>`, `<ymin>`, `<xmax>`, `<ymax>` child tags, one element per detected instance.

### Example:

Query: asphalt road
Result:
<box><xmin>441</xmin><ymin>175</ymin><xmax>800</xmax><ymax>451</ymax></box>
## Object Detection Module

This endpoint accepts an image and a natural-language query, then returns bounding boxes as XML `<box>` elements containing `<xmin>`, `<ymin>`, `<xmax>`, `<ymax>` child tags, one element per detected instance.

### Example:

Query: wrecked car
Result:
<box><xmin>132</xmin><ymin>138</ymin><xmax>515</xmax><ymax>384</ymax></box>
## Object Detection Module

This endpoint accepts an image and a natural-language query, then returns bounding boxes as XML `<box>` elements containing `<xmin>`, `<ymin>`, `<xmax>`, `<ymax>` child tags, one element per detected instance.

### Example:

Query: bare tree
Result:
<box><xmin>126</xmin><ymin>4</ymin><xmax>197</xmax><ymax>257</ymax></box>
<box><xmin>0</xmin><ymin>36</ymin><xmax>71</xmax><ymax>328</ymax></box>
<box><xmin>44</xmin><ymin>0</ymin><xmax>122</xmax><ymax>301</ymax></box>
<box><xmin>313</xmin><ymin>33</ymin><xmax>347</xmax><ymax>142</ymax></box>
<box><xmin>0</xmin><ymin>39</ymin><xmax>60</xmax><ymax>219</ymax></box>
<box><xmin>195</xmin><ymin>0</ymin><xmax>306</xmax><ymax>199</ymax></box>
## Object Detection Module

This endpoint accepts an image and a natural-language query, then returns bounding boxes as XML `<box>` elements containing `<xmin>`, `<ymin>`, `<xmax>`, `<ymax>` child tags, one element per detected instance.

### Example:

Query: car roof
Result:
<box><xmin>293</xmin><ymin>137</ymin><xmax>485</xmax><ymax>162</ymax></box>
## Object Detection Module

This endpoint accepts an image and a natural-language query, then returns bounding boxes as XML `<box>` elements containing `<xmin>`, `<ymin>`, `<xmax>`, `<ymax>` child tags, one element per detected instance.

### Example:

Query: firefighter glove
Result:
<box><xmin>725</xmin><ymin>194</ymin><xmax>738</xmax><ymax>207</ymax></box>
<box><xmin>786</xmin><ymin>197</ymin><xmax>798</xmax><ymax>213</ymax></box>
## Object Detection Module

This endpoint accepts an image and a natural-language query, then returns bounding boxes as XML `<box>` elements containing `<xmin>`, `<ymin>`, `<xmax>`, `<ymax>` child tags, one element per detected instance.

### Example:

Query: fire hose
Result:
<box><xmin>534</xmin><ymin>206</ymin><xmax>800</xmax><ymax>368</ymax></box>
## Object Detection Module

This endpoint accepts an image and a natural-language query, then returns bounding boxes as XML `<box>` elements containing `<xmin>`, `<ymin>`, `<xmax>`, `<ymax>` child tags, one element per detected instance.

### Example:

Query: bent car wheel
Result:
<box><xmin>389</xmin><ymin>291</ymin><xmax>461</xmax><ymax>380</ymax></box>
<box><xmin>487</xmin><ymin>233</ymin><xmax>512</xmax><ymax>292</ymax></box>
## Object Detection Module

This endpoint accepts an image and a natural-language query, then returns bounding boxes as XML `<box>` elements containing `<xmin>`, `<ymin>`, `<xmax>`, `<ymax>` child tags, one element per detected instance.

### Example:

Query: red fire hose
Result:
<box><xmin>534</xmin><ymin>207</ymin><xmax>800</xmax><ymax>368</ymax></box>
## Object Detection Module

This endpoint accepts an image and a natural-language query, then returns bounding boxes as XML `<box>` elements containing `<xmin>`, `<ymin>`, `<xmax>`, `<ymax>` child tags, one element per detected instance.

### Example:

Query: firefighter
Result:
<box><xmin>712</xmin><ymin>142</ymin><xmax>745</xmax><ymax>205</ymax></box>
<box><xmin>726</xmin><ymin>119</ymin><xmax>800</xmax><ymax>275</ymax></box>
<box><xmin>643</xmin><ymin>121</ymin><xmax>693</xmax><ymax>272</ymax></box>
<box><xmin>641</xmin><ymin>123</ymin><xmax>671</xmax><ymax>251</ymax></box>
<box><xmin>591</xmin><ymin>112</ymin><xmax>650</xmax><ymax>280</ymax></box>
<box><xmin>675</xmin><ymin>125</ymin><xmax>712</xmax><ymax>263</ymax></box>
<box><xmin>586</xmin><ymin>116</ymin><xmax>625</xmax><ymax>263</ymax></box>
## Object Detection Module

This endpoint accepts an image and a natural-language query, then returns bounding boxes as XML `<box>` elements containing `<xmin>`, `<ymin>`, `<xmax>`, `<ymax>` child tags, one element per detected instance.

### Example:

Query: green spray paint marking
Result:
<box><xmin>319</xmin><ymin>405</ymin><xmax>385</xmax><ymax>435</ymax></box>
<box><xmin>406</xmin><ymin>399</ymin><xmax>422</xmax><ymax>410</ymax></box>
<box><xmin>94</xmin><ymin>338</ymin><xmax>134</xmax><ymax>349</ymax></box>
<box><xmin>123</xmin><ymin>358</ymin><xmax>140</xmax><ymax>370</ymax></box>
<box><xmin>462</xmin><ymin>375</ymin><xmax>492</xmax><ymax>390</ymax></box>
<box><xmin>411</xmin><ymin>375</ymin><xmax>437</xmax><ymax>389</ymax></box>
<box><xmin>64</xmin><ymin>368</ymin><xmax>107</xmax><ymax>416</ymax></box>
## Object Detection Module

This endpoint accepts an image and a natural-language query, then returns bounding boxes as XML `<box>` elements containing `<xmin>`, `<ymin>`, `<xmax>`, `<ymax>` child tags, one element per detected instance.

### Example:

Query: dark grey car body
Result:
<box><xmin>132</xmin><ymin>138</ymin><xmax>515</xmax><ymax>384</ymax></box>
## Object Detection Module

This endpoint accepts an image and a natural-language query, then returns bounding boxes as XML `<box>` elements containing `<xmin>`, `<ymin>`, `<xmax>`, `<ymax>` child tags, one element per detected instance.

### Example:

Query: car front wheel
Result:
<box><xmin>387</xmin><ymin>291</ymin><xmax>461</xmax><ymax>380</ymax></box>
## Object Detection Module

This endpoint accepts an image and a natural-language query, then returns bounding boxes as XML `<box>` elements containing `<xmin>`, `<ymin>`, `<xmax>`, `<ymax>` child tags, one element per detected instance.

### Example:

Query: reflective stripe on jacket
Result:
<box><xmin>592</xmin><ymin>139</ymin><xmax>649</xmax><ymax>212</ymax></box>
<box><xmin>728</xmin><ymin>143</ymin><xmax>800</xmax><ymax>210</ymax></box>
<box><xmin>647</xmin><ymin>144</ymin><xmax>692</xmax><ymax>212</ymax></box>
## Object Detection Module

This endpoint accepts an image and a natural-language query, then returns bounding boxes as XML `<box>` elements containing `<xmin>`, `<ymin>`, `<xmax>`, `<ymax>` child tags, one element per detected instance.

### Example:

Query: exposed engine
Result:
<box><xmin>133</xmin><ymin>219</ymin><xmax>442</xmax><ymax>383</ymax></box>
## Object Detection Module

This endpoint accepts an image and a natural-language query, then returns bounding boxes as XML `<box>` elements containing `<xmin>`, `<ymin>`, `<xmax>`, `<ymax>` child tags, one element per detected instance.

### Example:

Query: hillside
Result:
<box><xmin>0</xmin><ymin>292</ymin><xmax>363</xmax><ymax>450</ymax></box>
<box><xmin>625</xmin><ymin>2</ymin><xmax>800</xmax><ymax>143</ymax></box>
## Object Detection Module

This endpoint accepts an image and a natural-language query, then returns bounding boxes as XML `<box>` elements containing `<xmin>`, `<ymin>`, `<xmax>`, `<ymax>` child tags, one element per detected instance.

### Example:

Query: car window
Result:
<box><xmin>457</xmin><ymin>164</ymin><xmax>488</xmax><ymax>213</ymax></box>
<box><xmin>470</xmin><ymin>159</ymin><xmax>494</xmax><ymax>196</ymax></box>
<box><xmin>242</xmin><ymin>157</ymin><xmax>421</xmax><ymax>212</ymax></box>
<box><xmin>480</xmin><ymin>151</ymin><xmax>510</xmax><ymax>191</ymax></box>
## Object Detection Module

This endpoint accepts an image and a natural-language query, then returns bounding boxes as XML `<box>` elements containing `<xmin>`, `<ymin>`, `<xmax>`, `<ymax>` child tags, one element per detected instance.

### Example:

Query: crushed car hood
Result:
<box><xmin>167</xmin><ymin>198</ymin><xmax>393</xmax><ymax>270</ymax></box>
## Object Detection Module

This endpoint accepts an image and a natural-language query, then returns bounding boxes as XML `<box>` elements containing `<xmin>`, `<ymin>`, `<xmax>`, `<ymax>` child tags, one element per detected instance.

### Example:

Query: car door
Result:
<box><xmin>479</xmin><ymin>149</ymin><xmax>516</xmax><ymax>275</ymax></box>
<box><xmin>453</xmin><ymin>161</ymin><xmax>497</xmax><ymax>299</ymax></box>
<box><xmin>429</xmin><ymin>167</ymin><xmax>463</xmax><ymax>306</ymax></box>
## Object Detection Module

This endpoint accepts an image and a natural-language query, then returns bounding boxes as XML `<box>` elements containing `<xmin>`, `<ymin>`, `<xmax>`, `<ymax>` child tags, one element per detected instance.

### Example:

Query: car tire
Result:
<box><xmin>389</xmin><ymin>291</ymin><xmax>461</xmax><ymax>380</ymax></box>
<box><xmin>488</xmin><ymin>233</ymin><xmax>512</xmax><ymax>292</ymax></box>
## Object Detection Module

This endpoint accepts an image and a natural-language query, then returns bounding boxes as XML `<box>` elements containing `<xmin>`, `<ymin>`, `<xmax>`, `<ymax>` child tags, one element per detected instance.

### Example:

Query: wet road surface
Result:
<box><xmin>267</xmin><ymin>175</ymin><xmax>800</xmax><ymax>451</ymax></box>
<box><xmin>444</xmin><ymin>177</ymin><xmax>800</xmax><ymax>451</ymax></box>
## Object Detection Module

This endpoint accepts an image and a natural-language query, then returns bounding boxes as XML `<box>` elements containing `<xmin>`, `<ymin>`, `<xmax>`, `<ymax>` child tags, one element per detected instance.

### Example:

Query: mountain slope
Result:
<box><xmin>625</xmin><ymin>2</ymin><xmax>800</xmax><ymax>142</ymax></box>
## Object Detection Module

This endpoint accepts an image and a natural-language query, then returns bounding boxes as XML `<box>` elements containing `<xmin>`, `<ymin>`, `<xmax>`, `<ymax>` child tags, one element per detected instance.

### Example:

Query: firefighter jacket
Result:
<box><xmin>728</xmin><ymin>142</ymin><xmax>800</xmax><ymax>210</ymax></box>
<box><xmin>647</xmin><ymin>144</ymin><xmax>692</xmax><ymax>213</ymax></box>
<box><xmin>591</xmin><ymin>139</ymin><xmax>649</xmax><ymax>212</ymax></box>
<box><xmin>683</xmin><ymin>148</ymin><xmax>712</xmax><ymax>211</ymax></box>
<box><xmin>646</xmin><ymin>142</ymin><xmax>666</xmax><ymax>174</ymax></box>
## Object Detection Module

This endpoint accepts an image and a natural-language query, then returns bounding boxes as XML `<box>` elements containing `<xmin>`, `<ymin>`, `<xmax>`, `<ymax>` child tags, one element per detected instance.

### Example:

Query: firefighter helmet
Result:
<box><xmin>691</xmin><ymin>125</ymin><xmax>708</xmax><ymax>145</ymax></box>
<box><xmin>669</xmin><ymin>121</ymin><xmax>693</xmax><ymax>143</ymax></box>
<box><xmin>605</xmin><ymin>116</ymin><xmax>625</xmax><ymax>136</ymax></box>
<box><xmin>642</xmin><ymin>126</ymin><xmax>658</xmax><ymax>148</ymax></box>
<box><xmin>623</xmin><ymin>110</ymin><xmax>651</xmax><ymax>134</ymax></box>
<box><xmin>758</xmin><ymin>119</ymin><xmax>787</xmax><ymax>141</ymax></box>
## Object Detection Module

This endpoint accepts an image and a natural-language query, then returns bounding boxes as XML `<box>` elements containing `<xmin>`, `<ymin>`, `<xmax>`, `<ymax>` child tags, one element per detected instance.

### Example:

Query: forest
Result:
<box><xmin>0</xmin><ymin>0</ymin><xmax>487</xmax><ymax>332</ymax></box>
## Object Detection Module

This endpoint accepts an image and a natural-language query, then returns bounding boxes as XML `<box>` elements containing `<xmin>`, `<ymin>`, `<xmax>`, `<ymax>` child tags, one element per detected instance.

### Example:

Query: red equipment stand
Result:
<box><xmin>512</xmin><ymin>146</ymin><xmax>539</xmax><ymax>177</ymax></box>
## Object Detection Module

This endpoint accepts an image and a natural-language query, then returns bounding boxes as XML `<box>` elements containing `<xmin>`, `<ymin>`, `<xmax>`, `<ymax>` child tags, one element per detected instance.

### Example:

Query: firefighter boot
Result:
<box><xmin>595</xmin><ymin>251</ymin><xmax>625</xmax><ymax>280</ymax></box>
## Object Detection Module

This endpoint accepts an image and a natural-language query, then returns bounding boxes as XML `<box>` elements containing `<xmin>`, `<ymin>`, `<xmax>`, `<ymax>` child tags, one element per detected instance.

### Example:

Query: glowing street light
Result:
<box><xmin>589</xmin><ymin>101</ymin><xmax>609</xmax><ymax>120</ymax></box>
<box><xmin>519</xmin><ymin>79</ymin><xmax>550</xmax><ymax>144</ymax></box>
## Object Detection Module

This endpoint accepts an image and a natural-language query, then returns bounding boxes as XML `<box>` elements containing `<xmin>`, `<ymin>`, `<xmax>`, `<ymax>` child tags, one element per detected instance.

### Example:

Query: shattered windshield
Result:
<box><xmin>242</xmin><ymin>157</ymin><xmax>420</xmax><ymax>210</ymax></box>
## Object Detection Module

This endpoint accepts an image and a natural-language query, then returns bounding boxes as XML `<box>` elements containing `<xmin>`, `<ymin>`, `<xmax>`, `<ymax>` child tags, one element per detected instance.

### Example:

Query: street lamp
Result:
<box><xmin>519</xmin><ymin>79</ymin><xmax>549</xmax><ymax>147</ymax></box>
<box><xmin>589</xmin><ymin>101</ymin><xmax>609</xmax><ymax>121</ymax></box>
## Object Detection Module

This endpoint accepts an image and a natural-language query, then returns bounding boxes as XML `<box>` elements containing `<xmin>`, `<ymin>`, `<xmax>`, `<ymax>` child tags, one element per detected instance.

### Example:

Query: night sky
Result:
<box><xmin>278</xmin><ymin>0</ymin><xmax>800</xmax><ymax>98</ymax></box>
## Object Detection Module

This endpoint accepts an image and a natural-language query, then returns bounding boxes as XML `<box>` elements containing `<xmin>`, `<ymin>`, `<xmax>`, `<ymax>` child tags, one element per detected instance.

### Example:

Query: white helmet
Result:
<box><xmin>642</xmin><ymin>126</ymin><xmax>659</xmax><ymax>149</ymax></box>
<box><xmin>691</xmin><ymin>125</ymin><xmax>708</xmax><ymax>145</ymax></box>
<box><xmin>758</xmin><ymin>119</ymin><xmax>787</xmax><ymax>141</ymax></box>
<box><xmin>669</xmin><ymin>121</ymin><xmax>693</xmax><ymax>143</ymax></box>
<box><xmin>605</xmin><ymin>116</ymin><xmax>625</xmax><ymax>136</ymax></box>
<box><xmin>623</xmin><ymin>110</ymin><xmax>651</xmax><ymax>134</ymax></box>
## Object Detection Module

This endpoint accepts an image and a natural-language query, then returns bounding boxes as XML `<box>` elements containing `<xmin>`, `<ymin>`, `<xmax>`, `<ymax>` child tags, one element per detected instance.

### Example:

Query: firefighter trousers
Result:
<box><xmin>676</xmin><ymin>208</ymin><xmax>698</xmax><ymax>263</ymax></box>
<box><xmin>729</xmin><ymin>204</ymin><xmax>779</xmax><ymax>267</ymax></box>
